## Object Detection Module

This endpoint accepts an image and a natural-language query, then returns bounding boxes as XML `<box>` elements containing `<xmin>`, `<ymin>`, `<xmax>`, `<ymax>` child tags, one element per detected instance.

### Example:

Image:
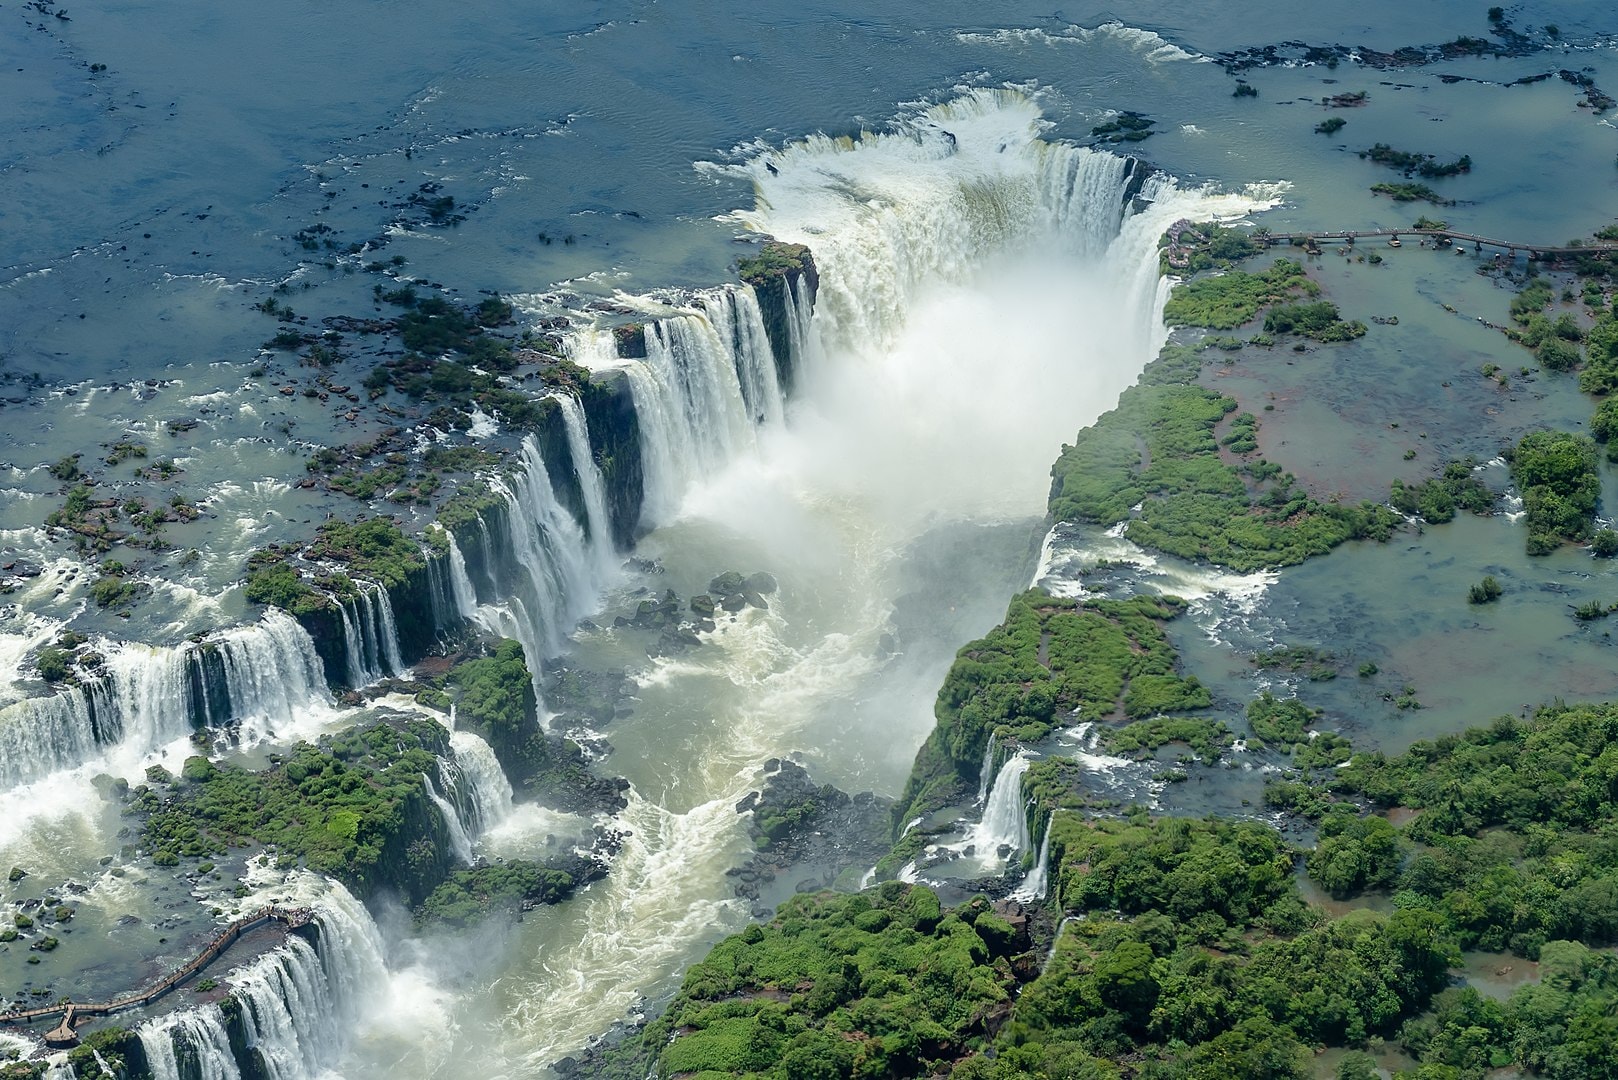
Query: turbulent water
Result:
<box><xmin>5</xmin><ymin>2</ymin><xmax>1618</xmax><ymax>1077</ymax></box>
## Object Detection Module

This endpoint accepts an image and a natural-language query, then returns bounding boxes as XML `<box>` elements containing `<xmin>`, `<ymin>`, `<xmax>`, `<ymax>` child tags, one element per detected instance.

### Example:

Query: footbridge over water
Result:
<box><xmin>0</xmin><ymin>906</ymin><xmax>313</xmax><ymax>1046</ymax></box>
<box><xmin>1257</xmin><ymin>229</ymin><xmax>1618</xmax><ymax>258</ymax></box>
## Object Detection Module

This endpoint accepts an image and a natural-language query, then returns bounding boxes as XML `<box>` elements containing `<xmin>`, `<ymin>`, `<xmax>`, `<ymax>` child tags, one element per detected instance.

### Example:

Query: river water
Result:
<box><xmin>4</xmin><ymin>1</ymin><xmax>1618</xmax><ymax>1076</ymax></box>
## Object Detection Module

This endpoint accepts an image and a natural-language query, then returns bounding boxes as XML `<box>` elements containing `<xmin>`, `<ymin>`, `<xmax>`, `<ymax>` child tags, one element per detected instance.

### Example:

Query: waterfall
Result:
<box><xmin>139</xmin><ymin>1009</ymin><xmax>238</xmax><ymax>1080</ymax></box>
<box><xmin>233</xmin><ymin>935</ymin><xmax>345</xmax><ymax>1080</ymax></box>
<box><xmin>336</xmin><ymin>598</ymin><xmax>374</xmax><ymax>688</ymax></box>
<box><xmin>613</xmin><ymin>284</ymin><xmax>787</xmax><ymax>525</ymax></box>
<box><xmin>962</xmin><ymin>752</ymin><xmax>1031</xmax><ymax>867</ymax></box>
<box><xmin>555</xmin><ymin>393</ymin><xmax>617</xmax><ymax>571</ymax></box>
<box><xmin>0</xmin><ymin>685</ymin><xmax>99</xmax><ymax>790</ymax></box>
<box><xmin>733</xmin><ymin>87</ymin><xmax>1278</xmax><ymax>365</ymax></box>
<box><xmin>210</xmin><ymin>610</ymin><xmax>333</xmax><ymax>746</ymax></box>
<box><xmin>709</xmin><ymin>287</ymin><xmax>785</xmax><ymax>428</ymax></box>
<box><xmin>446</xmin><ymin>433</ymin><xmax>615</xmax><ymax>691</ymax></box>
<box><xmin>445</xmin><ymin>533</ymin><xmax>483</xmax><ymax>621</ymax></box>
<box><xmin>134</xmin><ymin>880</ymin><xmax>385</xmax><ymax>1080</ymax></box>
<box><xmin>337</xmin><ymin>583</ymin><xmax>405</xmax><ymax>687</ymax></box>
<box><xmin>976</xmin><ymin>733</ymin><xmax>999</xmax><ymax>806</ymax></box>
<box><xmin>372</xmin><ymin>586</ymin><xmax>404</xmax><ymax>675</ymax></box>
<box><xmin>426</xmin><ymin>772</ymin><xmax>475</xmax><ymax>864</ymax></box>
<box><xmin>450</xmin><ymin>729</ymin><xmax>513</xmax><ymax>833</ymax></box>
<box><xmin>0</xmin><ymin>609</ymin><xmax>330</xmax><ymax>789</ymax></box>
<box><xmin>1011</xmin><ymin>815</ymin><xmax>1053</xmax><ymax>902</ymax></box>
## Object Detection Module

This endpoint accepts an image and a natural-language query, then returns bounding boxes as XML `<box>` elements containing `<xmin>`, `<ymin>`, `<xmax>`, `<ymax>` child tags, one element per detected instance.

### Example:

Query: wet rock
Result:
<box><xmin>744</xmin><ymin>572</ymin><xmax>777</xmax><ymax>595</ymax></box>
<box><xmin>689</xmin><ymin>594</ymin><xmax>716</xmax><ymax>617</ymax></box>
<box><xmin>708</xmin><ymin>571</ymin><xmax>746</xmax><ymax>596</ymax></box>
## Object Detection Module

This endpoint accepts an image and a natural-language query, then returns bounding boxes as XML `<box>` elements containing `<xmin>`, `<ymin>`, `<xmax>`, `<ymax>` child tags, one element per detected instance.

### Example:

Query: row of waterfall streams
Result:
<box><xmin>0</xmin><ymin>89</ymin><xmax>1281</xmax><ymax>1077</ymax></box>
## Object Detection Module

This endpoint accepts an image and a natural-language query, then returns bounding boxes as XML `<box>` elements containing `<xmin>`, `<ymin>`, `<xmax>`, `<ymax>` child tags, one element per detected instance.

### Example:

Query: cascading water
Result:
<box><xmin>139</xmin><ymin>1009</ymin><xmax>239</xmax><ymax>1080</ymax></box>
<box><xmin>963</xmin><ymin>752</ymin><xmax>1032</xmax><ymax>867</ymax></box>
<box><xmin>0</xmin><ymin>609</ymin><xmax>330</xmax><ymax>791</ymax></box>
<box><xmin>555</xmin><ymin>393</ymin><xmax>618</xmax><ymax>574</ymax></box>
<box><xmin>0</xmin><ymin>685</ymin><xmax>99</xmax><ymax>790</ymax></box>
<box><xmin>976</xmin><ymin>732</ymin><xmax>999</xmax><ymax>805</ymax></box>
<box><xmin>449</xmin><ymin>729</ymin><xmax>514</xmax><ymax>834</ymax></box>
<box><xmin>476</xmin><ymin>435</ymin><xmax>617</xmax><ymax>685</ymax></box>
<box><xmin>602</xmin><ymin>284</ymin><xmax>789</xmax><ymax>525</ymax></box>
<box><xmin>336</xmin><ymin>582</ymin><xmax>406</xmax><ymax>687</ymax></box>
<box><xmin>288</xmin><ymin>88</ymin><xmax>1280</xmax><ymax>1075</ymax></box>
<box><xmin>426</xmin><ymin>772</ymin><xmax>475</xmax><ymax>864</ymax></box>
<box><xmin>1012</xmin><ymin>814</ymin><xmax>1054</xmax><ymax>902</ymax></box>
<box><xmin>134</xmin><ymin>878</ymin><xmax>386</xmax><ymax>1080</ymax></box>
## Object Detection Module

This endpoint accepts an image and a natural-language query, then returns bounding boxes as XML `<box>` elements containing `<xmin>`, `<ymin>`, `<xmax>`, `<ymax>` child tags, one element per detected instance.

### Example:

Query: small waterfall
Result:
<box><xmin>336</xmin><ymin>598</ymin><xmax>374</xmax><ymax>688</ymax></box>
<box><xmin>139</xmin><ymin>1009</ymin><xmax>238</xmax><ymax>1080</ymax></box>
<box><xmin>337</xmin><ymin>583</ymin><xmax>405</xmax><ymax>688</ymax></box>
<box><xmin>450</xmin><ymin>729</ymin><xmax>514</xmax><ymax>834</ymax></box>
<box><xmin>134</xmin><ymin>880</ymin><xmax>385</xmax><ymax>1080</ymax></box>
<box><xmin>709</xmin><ymin>287</ymin><xmax>785</xmax><ymax>428</ymax></box>
<box><xmin>555</xmin><ymin>393</ymin><xmax>617</xmax><ymax>570</ymax></box>
<box><xmin>1011</xmin><ymin>815</ymin><xmax>1053</xmax><ymax>902</ymax></box>
<box><xmin>371</xmin><ymin>586</ymin><xmax>404</xmax><ymax>675</ymax></box>
<box><xmin>234</xmin><ymin>935</ymin><xmax>343</xmax><ymax>1080</ymax></box>
<box><xmin>445</xmin><ymin>533</ymin><xmax>481</xmax><ymax>617</ymax></box>
<box><xmin>425</xmin><ymin>772</ymin><xmax>475</xmax><ymax>864</ymax></box>
<box><xmin>963</xmin><ymin>752</ymin><xmax>1031</xmax><ymax>866</ymax></box>
<box><xmin>976</xmin><ymin>733</ymin><xmax>999</xmax><ymax>806</ymax></box>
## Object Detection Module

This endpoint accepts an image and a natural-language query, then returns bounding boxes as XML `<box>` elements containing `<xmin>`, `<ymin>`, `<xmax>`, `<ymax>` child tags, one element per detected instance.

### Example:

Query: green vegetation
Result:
<box><xmin>1161</xmin><ymin>258</ymin><xmax>1317</xmax><ymax>330</ymax></box>
<box><xmin>1314</xmin><ymin>116</ymin><xmax>1347</xmax><ymax>135</ymax></box>
<box><xmin>1389</xmin><ymin>458</ymin><xmax>1496</xmax><ymax>522</ymax></box>
<box><xmin>434</xmin><ymin>640</ymin><xmax>628</xmax><ymax>813</ymax></box>
<box><xmin>306</xmin><ymin>517</ymin><xmax>424</xmax><ymax>589</ymax></box>
<box><xmin>1509</xmin><ymin>431</ymin><xmax>1600</xmax><ymax>554</ymax></box>
<box><xmin>1468</xmin><ymin>575</ymin><xmax>1504</xmax><ymax>604</ymax></box>
<box><xmin>135</xmin><ymin>718</ymin><xmax>452</xmax><ymax>902</ymax></box>
<box><xmin>1335</xmin><ymin>702</ymin><xmax>1618</xmax><ymax>966</ymax></box>
<box><xmin>602</xmin><ymin>817</ymin><xmax>1463</xmax><ymax>1080</ymax></box>
<box><xmin>1359</xmin><ymin>144</ymin><xmax>1472</xmax><ymax>178</ymax></box>
<box><xmin>1253</xmin><ymin>645</ymin><xmax>1337</xmax><ymax>681</ymax></box>
<box><xmin>738</xmin><ymin>242</ymin><xmax>813</xmax><ymax>288</ymax></box>
<box><xmin>447</xmin><ymin>638</ymin><xmax>535</xmax><ymax>734</ymax></box>
<box><xmin>418</xmin><ymin>860</ymin><xmax>583</xmax><ymax>926</ymax></box>
<box><xmin>35</xmin><ymin>647</ymin><xmax>70</xmax><ymax>682</ymax></box>
<box><xmin>65</xmin><ymin>1027</ymin><xmax>132</xmax><ymax>1079</ymax></box>
<box><xmin>894</xmin><ymin>591</ymin><xmax>1203</xmax><ymax>826</ymax></box>
<box><xmin>1262</xmin><ymin>300</ymin><xmax>1367</xmax><ymax>342</ymax></box>
<box><xmin>1575</xmin><ymin>302</ymin><xmax>1618</xmax><ymax>394</ymax></box>
<box><xmin>1370</xmin><ymin>182</ymin><xmax>1452</xmax><ymax>205</ymax></box>
<box><xmin>1049</xmin><ymin>346</ymin><xmax>1399</xmax><ymax>572</ymax></box>
<box><xmin>1160</xmin><ymin>222</ymin><xmax>1264</xmax><ymax>274</ymax></box>
<box><xmin>243</xmin><ymin>556</ymin><xmax>329</xmax><ymax>616</ymax></box>
<box><xmin>1104</xmin><ymin>716</ymin><xmax>1232</xmax><ymax>763</ymax></box>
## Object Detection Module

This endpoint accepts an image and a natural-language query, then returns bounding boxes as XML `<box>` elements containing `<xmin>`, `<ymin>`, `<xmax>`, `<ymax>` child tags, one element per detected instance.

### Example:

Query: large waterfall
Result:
<box><xmin>591</xmin><ymin>285</ymin><xmax>792</xmax><ymax>526</ymax></box>
<box><xmin>447</xmin><ymin>434</ymin><xmax>619</xmax><ymax>684</ymax></box>
<box><xmin>0</xmin><ymin>86</ymin><xmax>1287</xmax><ymax>1080</ymax></box>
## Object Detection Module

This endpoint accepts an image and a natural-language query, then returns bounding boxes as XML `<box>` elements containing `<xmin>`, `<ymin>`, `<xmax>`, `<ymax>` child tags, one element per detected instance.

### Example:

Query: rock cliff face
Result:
<box><xmin>743</xmin><ymin>242</ymin><xmax>819</xmax><ymax>397</ymax></box>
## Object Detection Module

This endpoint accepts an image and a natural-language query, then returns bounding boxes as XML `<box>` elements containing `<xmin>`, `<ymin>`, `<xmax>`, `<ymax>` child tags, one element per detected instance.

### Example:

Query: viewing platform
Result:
<box><xmin>0</xmin><ymin>906</ymin><xmax>313</xmax><ymax>1045</ymax></box>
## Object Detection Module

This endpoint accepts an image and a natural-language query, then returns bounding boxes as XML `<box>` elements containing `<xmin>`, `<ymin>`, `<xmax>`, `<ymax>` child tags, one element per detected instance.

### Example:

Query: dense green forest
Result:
<box><xmin>602</xmin><ymin>704</ymin><xmax>1618</xmax><ymax>1080</ymax></box>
